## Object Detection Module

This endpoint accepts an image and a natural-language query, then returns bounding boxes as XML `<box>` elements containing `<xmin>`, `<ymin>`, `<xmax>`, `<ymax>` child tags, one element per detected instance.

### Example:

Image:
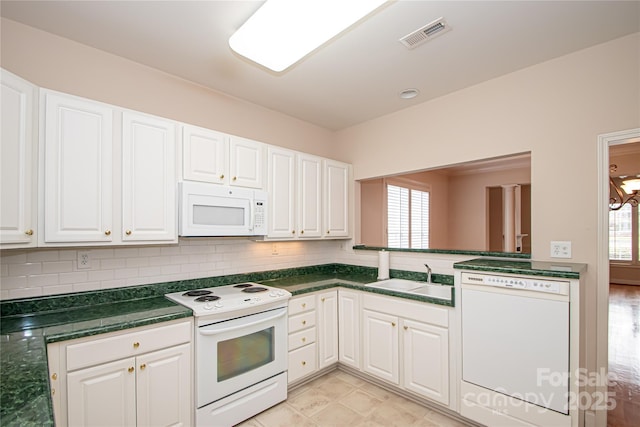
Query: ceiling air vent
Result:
<box><xmin>399</xmin><ymin>18</ymin><xmax>451</xmax><ymax>49</ymax></box>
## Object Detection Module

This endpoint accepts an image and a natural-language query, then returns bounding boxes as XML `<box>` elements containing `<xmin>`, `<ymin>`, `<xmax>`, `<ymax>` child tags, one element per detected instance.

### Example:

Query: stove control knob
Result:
<box><xmin>215</xmin><ymin>301</ymin><xmax>223</xmax><ymax>308</ymax></box>
<box><xmin>277</xmin><ymin>290</ymin><xmax>285</xmax><ymax>296</ymax></box>
<box><xmin>269</xmin><ymin>292</ymin><xmax>277</xmax><ymax>297</ymax></box>
<box><xmin>204</xmin><ymin>302</ymin><xmax>213</xmax><ymax>310</ymax></box>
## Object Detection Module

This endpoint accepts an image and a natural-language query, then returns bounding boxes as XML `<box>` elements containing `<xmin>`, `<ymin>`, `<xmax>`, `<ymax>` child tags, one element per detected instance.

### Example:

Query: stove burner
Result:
<box><xmin>195</xmin><ymin>295</ymin><xmax>221</xmax><ymax>302</ymax></box>
<box><xmin>233</xmin><ymin>283</ymin><xmax>254</xmax><ymax>288</ymax></box>
<box><xmin>183</xmin><ymin>290</ymin><xmax>212</xmax><ymax>297</ymax></box>
<box><xmin>242</xmin><ymin>287</ymin><xmax>268</xmax><ymax>293</ymax></box>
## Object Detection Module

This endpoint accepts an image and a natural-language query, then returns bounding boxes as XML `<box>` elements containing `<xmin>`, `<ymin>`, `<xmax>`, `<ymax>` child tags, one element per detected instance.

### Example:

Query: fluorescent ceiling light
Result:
<box><xmin>229</xmin><ymin>0</ymin><xmax>387</xmax><ymax>72</ymax></box>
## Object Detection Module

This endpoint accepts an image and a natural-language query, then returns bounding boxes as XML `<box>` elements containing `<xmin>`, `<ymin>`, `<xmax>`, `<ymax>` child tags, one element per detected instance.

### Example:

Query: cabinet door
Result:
<box><xmin>182</xmin><ymin>124</ymin><xmax>227</xmax><ymax>184</ymax></box>
<box><xmin>267</xmin><ymin>146</ymin><xmax>296</xmax><ymax>238</ymax></box>
<box><xmin>362</xmin><ymin>309</ymin><xmax>399</xmax><ymax>384</ymax></box>
<box><xmin>229</xmin><ymin>136</ymin><xmax>264</xmax><ymax>189</ymax></box>
<box><xmin>317</xmin><ymin>290</ymin><xmax>338</xmax><ymax>369</ymax></box>
<box><xmin>67</xmin><ymin>357</ymin><xmax>136</xmax><ymax>427</ymax></box>
<box><xmin>297</xmin><ymin>153</ymin><xmax>323</xmax><ymax>238</ymax></box>
<box><xmin>403</xmin><ymin>319</ymin><xmax>449</xmax><ymax>405</ymax></box>
<box><xmin>43</xmin><ymin>91</ymin><xmax>113</xmax><ymax>243</ymax></box>
<box><xmin>122</xmin><ymin>111</ymin><xmax>177</xmax><ymax>242</ymax></box>
<box><xmin>137</xmin><ymin>343</ymin><xmax>191</xmax><ymax>427</ymax></box>
<box><xmin>324</xmin><ymin>159</ymin><xmax>350</xmax><ymax>238</ymax></box>
<box><xmin>338</xmin><ymin>289</ymin><xmax>360</xmax><ymax>369</ymax></box>
<box><xmin>1</xmin><ymin>70</ymin><xmax>36</xmax><ymax>247</ymax></box>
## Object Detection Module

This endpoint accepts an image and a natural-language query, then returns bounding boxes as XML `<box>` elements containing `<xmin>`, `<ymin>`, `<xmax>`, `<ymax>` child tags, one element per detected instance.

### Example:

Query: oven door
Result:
<box><xmin>196</xmin><ymin>307</ymin><xmax>287</xmax><ymax>407</ymax></box>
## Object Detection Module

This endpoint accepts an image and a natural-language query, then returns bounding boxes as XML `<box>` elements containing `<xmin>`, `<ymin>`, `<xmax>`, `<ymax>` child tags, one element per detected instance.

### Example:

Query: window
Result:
<box><xmin>387</xmin><ymin>184</ymin><xmax>429</xmax><ymax>249</ymax></box>
<box><xmin>609</xmin><ymin>203</ymin><xmax>639</xmax><ymax>263</ymax></box>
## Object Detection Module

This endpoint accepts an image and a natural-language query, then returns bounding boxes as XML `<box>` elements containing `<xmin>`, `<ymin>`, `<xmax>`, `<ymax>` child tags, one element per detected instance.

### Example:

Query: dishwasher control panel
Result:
<box><xmin>461</xmin><ymin>272</ymin><xmax>569</xmax><ymax>295</ymax></box>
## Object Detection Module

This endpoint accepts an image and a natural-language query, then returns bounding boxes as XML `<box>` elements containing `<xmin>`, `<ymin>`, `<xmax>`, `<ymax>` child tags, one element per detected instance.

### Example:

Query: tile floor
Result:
<box><xmin>236</xmin><ymin>369</ymin><xmax>469</xmax><ymax>427</ymax></box>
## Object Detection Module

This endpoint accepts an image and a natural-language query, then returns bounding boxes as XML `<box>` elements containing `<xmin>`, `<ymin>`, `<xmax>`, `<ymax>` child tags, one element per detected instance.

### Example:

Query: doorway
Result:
<box><xmin>597</xmin><ymin>129</ymin><xmax>640</xmax><ymax>427</ymax></box>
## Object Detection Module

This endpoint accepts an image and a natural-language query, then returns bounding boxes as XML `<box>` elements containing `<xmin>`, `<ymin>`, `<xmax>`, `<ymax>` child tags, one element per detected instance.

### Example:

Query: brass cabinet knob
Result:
<box><xmin>125</xmin><ymin>230</ymin><xmax>132</xmax><ymax>235</ymax></box>
<box><xmin>404</xmin><ymin>326</ymin><xmax>408</xmax><ymax>331</ymax></box>
<box><xmin>302</xmin><ymin>303</ymin><xmax>306</xmax><ymax>308</ymax></box>
<box><xmin>322</xmin><ymin>298</ymin><xmax>325</xmax><ymax>302</ymax></box>
<box><xmin>233</xmin><ymin>176</ymin><xmax>237</xmax><ymax>181</ymax></box>
<box><xmin>300</xmin><ymin>230</ymin><xmax>304</xmax><ymax>234</ymax></box>
<box><xmin>292</xmin><ymin>230</ymin><xmax>295</xmax><ymax>234</ymax></box>
<box><xmin>133</xmin><ymin>342</ymin><xmax>140</xmax><ymax>349</ymax></box>
<box><xmin>302</xmin><ymin>337</ymin><xmax>306</xmax><ymax>342</ymax></box>
<box><xmin>52</xmin><ymin>388</ymin><xmax>56</xmax><ymax>395</ymax></box>
<box><xmin>128</xmin><ymin>367</ymin><xmax>134</xmax><ymax>373</ymax></box>
<box><xmin>104</xmin><ymin>230</ymin><xmax>111</xmax><ymax>236</ymax></box>
<box><xmin>51</xmin><ymin>373</ymin><xmax>58</xmax><ymax>381</ymax></box>
<box><xmin>302</xmin><ymin>361</ymin><xmax>306</xmax><ymax>366</ymax></box>
<box><xmin>25</xmin><ymin>229</ymin><xmax>33</xmax><ymax>236</ymax></box>
<box><xmin>220</xmin><ymin>174</ymin><xmax>225</xmax><ymax>180</ymax></box>
<box><xmin>327</xmin><ymin>230</ymin><xmax>330</xmax><ymax>234</ymax></box>
<box><xmin>140</xmin><ymin>364</ymin><xmax>146</xmax><ymax>370</ymax></box>
<box><xmin>302</xmin><ymin>320</ymin><xmax>306</xmax><ymax>325</ymax></box>
<box><xmin>392</xmin><ymin>322</ymin><xmax>396</xmax><ymax>327</ymax></box>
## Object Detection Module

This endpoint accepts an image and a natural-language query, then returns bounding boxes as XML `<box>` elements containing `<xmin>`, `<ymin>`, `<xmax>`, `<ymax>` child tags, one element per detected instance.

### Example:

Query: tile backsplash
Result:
<box><xmin>0</xmin><ymin>239</ymin><xmax>341</xmax><ymax>300</ymax></box>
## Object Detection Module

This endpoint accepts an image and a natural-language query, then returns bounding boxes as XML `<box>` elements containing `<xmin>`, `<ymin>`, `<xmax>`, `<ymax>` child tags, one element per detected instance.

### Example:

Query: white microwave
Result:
<box><xmin>179</xmin><ymin>181</ymin><xmax>268</xmax><ymax>237</ymax></box>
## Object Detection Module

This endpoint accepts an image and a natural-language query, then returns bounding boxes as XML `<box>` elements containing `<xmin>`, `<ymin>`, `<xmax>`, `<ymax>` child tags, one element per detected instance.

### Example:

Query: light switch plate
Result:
<box><xmin>550</xmin><ymin>241</ymin><xmax>572</xmax><ymax>259</ymax></box>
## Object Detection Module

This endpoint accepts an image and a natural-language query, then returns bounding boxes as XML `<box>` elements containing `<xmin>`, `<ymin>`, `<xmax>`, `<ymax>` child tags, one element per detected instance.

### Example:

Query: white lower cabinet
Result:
<box><xmin>338</xmin><ymin>289</ymin><xmax>360</xmax><ymax>369</ymax></box>
<box><xmin>361</xmin><ymin>293</ymin><xmax>451</xmax><ymax>406</ymax></box>
<box><xmin>48</xmin><ymin>319</ymin><xmax>192</xmax><ymax>427</ymax></box>
<box><xmin>287</xmin><ymin>294</ymin><xmax>317</xmax><ymax>383</ymax></box>
<box><xmin>317</xmin><ymin>290</ymin><xmax>338</xmax><ymax>369</ymax></box>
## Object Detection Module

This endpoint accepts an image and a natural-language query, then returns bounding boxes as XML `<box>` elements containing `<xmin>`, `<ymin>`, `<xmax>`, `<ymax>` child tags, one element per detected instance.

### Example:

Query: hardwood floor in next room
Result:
<box><xmin>608</xmin><ymin>284</ymin><xmax>640</xmax><ymax>427</ymax></box>
<box><xmin>237</xmin><ymin>369</ymin><xmax>468</xmax><ymax>427</ymax></box>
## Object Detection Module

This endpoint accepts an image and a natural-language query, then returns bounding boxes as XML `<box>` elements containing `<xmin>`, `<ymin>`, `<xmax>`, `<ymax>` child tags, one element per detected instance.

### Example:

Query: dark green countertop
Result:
<box><xmin>0</xmin><ymin>263</ymin><xmax>453</xmax><ymax>426</ymax></box>
<box><xmin>453</xmin><ymin>258</ymin><xmax>587</xmax><ymax>279</ymax></box>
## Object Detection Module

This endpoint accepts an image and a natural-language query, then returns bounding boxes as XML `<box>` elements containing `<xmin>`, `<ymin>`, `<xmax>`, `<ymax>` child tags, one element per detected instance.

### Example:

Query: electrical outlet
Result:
<box><xmin>77</xmin><ymin>251</ymin><xmax>91</xmax><ymax>269</ymax></box>
<box><xmin>271</xmin><ymin>243</ymin><xmax>279</xmax><ymax>256</ymax></box>
<box><xmin>550</xmin><ymin>241</ymin><xmax>572</xmax><ymax>259</ymax></box>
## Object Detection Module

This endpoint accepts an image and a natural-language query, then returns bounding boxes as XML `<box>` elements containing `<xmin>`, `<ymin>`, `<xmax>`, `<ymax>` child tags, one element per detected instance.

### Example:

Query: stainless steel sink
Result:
<box><xmin>366</xmin><ymin>278</ymin><xmax>452</xmax><ymax>300</ymax></box>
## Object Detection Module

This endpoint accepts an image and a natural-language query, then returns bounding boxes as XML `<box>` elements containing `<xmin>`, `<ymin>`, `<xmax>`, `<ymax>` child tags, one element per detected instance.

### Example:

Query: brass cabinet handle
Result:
<box><xmin>392</xmin><ymin>322</ymin><xmax>396</xmax><ymax>327</ymax></box>
<box><xmin>233</xmin><ymin>176</ymin><xmax>237</xmax><ymax>181</ymax></box>
<box><xmin>125</xmin><ymin>230</ymin><xmax>132</xmax><ymax>235</ymax></box>
<box><xmin>133</xmin><ymin>342</ymin><xmax>140</xmax><ymax>349</ymax></box>
<box><xmin>128</xmin><ymin>367</ymin><xmax>134</xmax><ymax>373</ymax></box>
<box><xmin>302</xmin><ymin>361</ymin><xmax>306</xmax><ymax>366</ymax></box>
<box><xmin>302</xmin><ymin>337</ymin><xmax>306</xmax><ymax>342</ymax></box>
<box><xmin>220</xmin><ymin>174</ymin><xmax>225</xmax><ymax>180</ymax></box>
<box><xmin>302</xmin><ymin>303</ymin><xmax>306</xmax><ymax>308</ymax></box>
<box><xmin>104</xmin><ymin>230</ymin><xmax>111</xmax><ymax>236</ymax></box>
<box><xmin>322</xmin><ymin>298</ymin><xmax>325</xmax><ymax>302</ymax></box>
<box><xmin>327</xmin><ymin>230</ymin><xmax>330</xmax><ymax>234</ymax></box>
<box><xmin>140</xmin><ymin>364</ymin><xmax>146</xmax><ymax>370</ymax></box>
<box><xmin>302</xmin><ymin>320</ymin><xmax>306</xmax><ymax>325</ymax></box>
<box><xmin>25</xmin><ymin>229</ymin><xmax>33</xmax><ymax>236</ymax></box>
<box><xmin>300</xmin><ymin>230</ymin><xmax>304</xmax><ymax>234</ymax></box>
<box><xmin>292</xmin><ymin>230</ymin><xmax>295</xmax><ymax>234</ymax></box>
<box><xmin>51</xmin><ymin>373</ymin><xmax>57</xmax><ymax>381</ymax></box>
<box><xmin>404</xmin><ymin>326</ymin><xmax>408</xmax><ymax>331</ymax></box>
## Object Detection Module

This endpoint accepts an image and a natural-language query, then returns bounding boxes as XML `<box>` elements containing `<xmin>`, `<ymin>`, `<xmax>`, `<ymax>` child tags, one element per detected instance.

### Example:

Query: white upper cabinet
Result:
<box><xmin>182</xmin><ymin>124</ymin><xmax>226</xmax><ymax>184</ymax></box>
<box><xmin>1</xmin><ymin>69</ymin><xmax>37</xmax><ymax>248</ymax></box>
<box><xmin>324</xmin><ymin>159</ymin><xmax>350</xmax><ymax>238</ymax></box>
<box><xmin>41</xmin><ymin>89</ymin><xmax>177</xmax><ymax>246</ymax></box>
<box><xmin>182</xmin><ymin>124</ymin><xmax>264</xmax><ymax>189</ymax></box>
<box><xmin>266</xmin><ymin>146</ymin><xmax>351</xmax><ymax>240</ymax></box>
<box><xmin>267</xmin><ymin>146</ymin><xmax>296</xmax><ymax>239</ymax></box>
<box><xmin>42</xmin><ymin>90</ymin><xmax>114</xmax><ymax>243</ymax></box>
<box><xmin>122</xmin><ymin>111</ymin><xmax>177</xmax><ymax>242</ymax></box>
<box><xmin>229</xmin><ymin>136</ymin><xmax>264</xmax><ymax>189</ymax></box>
<box><xmin>297</xmin><ymin>153</ymin><xmax>323</xmax><ymax>238</ymax></box>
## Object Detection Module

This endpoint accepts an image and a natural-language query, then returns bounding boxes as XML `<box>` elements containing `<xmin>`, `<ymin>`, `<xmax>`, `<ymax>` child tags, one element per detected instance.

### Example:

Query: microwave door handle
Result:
<box><xmin>198</xmin><ymin>309</ymin><xmax>286</xmax><ymax>336</ymax></box>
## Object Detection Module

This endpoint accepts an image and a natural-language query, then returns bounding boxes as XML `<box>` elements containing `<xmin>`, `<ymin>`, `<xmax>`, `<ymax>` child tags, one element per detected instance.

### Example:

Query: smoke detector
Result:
<box><xmin>399</xmin><ymin>17</ymin><xmax>451</xmax><ymax>49</ymax></box>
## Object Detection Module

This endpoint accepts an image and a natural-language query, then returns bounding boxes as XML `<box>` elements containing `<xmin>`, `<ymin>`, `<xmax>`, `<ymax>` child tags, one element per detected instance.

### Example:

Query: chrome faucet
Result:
<box><xmin>424</xmin><ymin>263</ymin><xmax>432</xmax><ymax>284</ymax></box>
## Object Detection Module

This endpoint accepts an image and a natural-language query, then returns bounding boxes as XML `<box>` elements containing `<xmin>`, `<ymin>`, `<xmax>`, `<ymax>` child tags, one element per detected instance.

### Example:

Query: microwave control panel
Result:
<box><xmin>254</xmin><ymin>201</ymin><xmax>266</xmax><ymax>232</ymax></box>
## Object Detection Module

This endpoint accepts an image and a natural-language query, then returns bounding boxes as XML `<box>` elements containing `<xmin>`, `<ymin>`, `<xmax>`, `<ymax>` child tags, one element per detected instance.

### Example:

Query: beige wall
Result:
<box><xmin>0</xmin><ymin>18</ymin><xmax>338</xmax><ymax>158</ymax></box>
<box><xmin>335</xmin><ymin>32</ymin><xmax>640</xmax><ymax>391</ymax></box>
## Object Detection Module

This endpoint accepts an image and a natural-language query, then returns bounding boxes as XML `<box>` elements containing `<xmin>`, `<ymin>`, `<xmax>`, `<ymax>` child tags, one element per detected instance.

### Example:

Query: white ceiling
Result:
<box><xmin>2</xmin><ymin>1</ymin><xmax>638</xmax><ymax>131</ymax></box>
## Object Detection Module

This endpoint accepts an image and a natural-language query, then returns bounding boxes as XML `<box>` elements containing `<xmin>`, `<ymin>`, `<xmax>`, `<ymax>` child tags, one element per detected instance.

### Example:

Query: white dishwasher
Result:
<box><xmin>460</xmin><ymin>271</ymin><xmax>572</xmax><ymax>426</ymax></box>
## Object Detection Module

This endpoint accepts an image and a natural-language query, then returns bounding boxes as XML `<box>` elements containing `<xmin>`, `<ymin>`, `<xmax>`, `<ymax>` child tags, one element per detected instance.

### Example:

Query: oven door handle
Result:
<box><xmin>198</xmin><ymin>309</ymin><xmax>286</xmax><ymax>335</ymax></box>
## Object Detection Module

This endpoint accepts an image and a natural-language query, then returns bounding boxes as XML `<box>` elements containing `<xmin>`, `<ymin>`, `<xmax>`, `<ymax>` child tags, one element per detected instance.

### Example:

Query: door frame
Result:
<box><xmin>596</xmin><ymin>127</ymin><xmax>640</xmax><ymax>426</ymax></box>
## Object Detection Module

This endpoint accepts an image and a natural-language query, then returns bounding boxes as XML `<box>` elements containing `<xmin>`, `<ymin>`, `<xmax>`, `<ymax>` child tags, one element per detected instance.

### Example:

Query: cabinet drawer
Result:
<box><xmin>288</xmin><ymin>295</ymin><xmax>316</xmax><ymax>315</ymax></box>
<box><xmin>288</xmin><ymin>343</ymin><xmax>317</xmax><ymax>384</ymax></box>
<box><xmin>288</xmin><ymin>327</ymin><xmax>316</xmax><ymax>351</ymax></box>
<box><xmin>288</xmin><ymin>311</ymin><xmax>316</xmax><ymax>334</ymax></box>
<box><xmin>67</xmin><ymin>320</ymin><xmax>192</xmax><ymax>371</ymax></box>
